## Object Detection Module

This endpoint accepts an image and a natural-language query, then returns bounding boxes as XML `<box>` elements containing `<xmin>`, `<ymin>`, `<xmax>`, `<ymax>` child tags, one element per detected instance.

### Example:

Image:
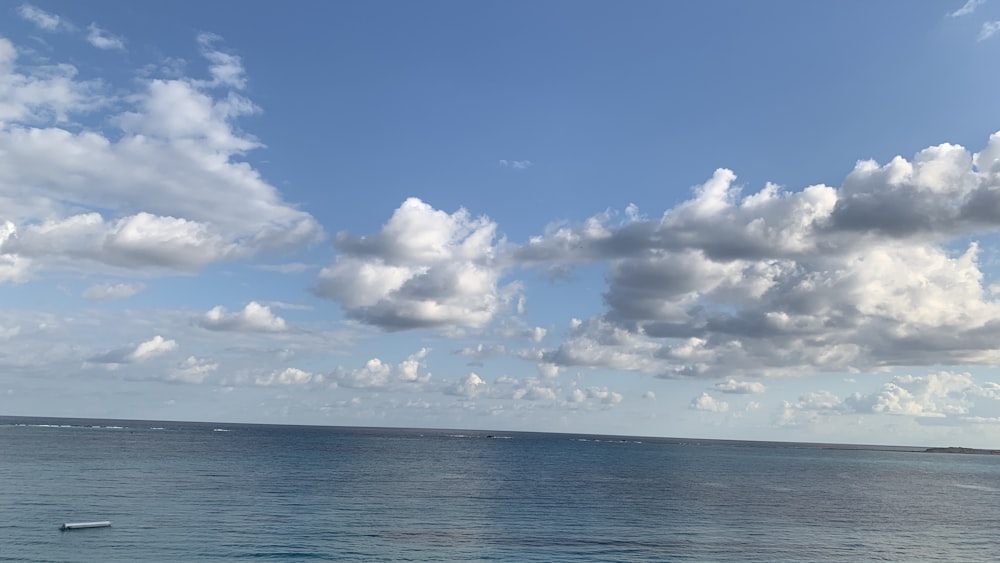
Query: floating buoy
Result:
<box><xmin>60</xmin><ymin>521</ymin><xmax>112</xmax><ymax>530</ymax></box>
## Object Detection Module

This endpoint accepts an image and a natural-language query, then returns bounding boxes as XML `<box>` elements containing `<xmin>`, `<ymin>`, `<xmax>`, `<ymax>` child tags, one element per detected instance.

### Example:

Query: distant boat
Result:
<box><xmin>60</xmin><ymin>521</ymin><xmax>111</xmax><ymax>530</ymax></box>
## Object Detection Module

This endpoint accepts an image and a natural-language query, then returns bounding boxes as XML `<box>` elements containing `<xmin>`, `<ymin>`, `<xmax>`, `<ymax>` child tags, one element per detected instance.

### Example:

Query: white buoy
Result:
<box><xmin>60</xmin><ymin>521</ymin><xmax>112</xmax><ymax>530</ymax></box>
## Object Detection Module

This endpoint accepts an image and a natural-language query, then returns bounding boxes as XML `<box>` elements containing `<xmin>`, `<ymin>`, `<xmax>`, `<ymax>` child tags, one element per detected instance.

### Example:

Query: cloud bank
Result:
<box><xmin>319</xmin><ymin>131</ymin><xmax>1000</xmax><ymax>383</ymax></box>
<box><xmin>780</xmin><ymin>371</ymin><xmax>1000</xmax><ymax>426</ymax></box>
<box><xmin>513</xmin><ymin>133</ymin><xmax>1000</xmax><ymax>379</ymax></box>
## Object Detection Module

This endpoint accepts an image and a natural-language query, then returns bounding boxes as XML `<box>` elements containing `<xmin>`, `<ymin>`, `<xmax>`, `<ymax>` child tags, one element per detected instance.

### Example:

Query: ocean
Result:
<box><xmin>1</xmin><ymin>417</ymin><xmax>999</xmax><ymax>562</ymax></box>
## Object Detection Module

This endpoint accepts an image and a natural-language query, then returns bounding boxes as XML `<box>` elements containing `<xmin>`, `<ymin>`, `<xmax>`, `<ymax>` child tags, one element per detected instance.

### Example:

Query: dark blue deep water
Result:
<box><xmin>2</xmin><ymin>417</ymin><xmax>1000</xmax><ymax>561</ymax></box>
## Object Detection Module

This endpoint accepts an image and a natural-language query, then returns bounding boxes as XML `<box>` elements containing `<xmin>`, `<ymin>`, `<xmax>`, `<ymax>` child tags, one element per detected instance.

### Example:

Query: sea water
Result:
<box><xmin>1</xmin><ymin>417</ymin><xmax>999</xmax><ymax>562</ymax></box>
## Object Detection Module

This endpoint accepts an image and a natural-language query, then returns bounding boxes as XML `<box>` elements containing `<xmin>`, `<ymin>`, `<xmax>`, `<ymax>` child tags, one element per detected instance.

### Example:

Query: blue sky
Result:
<box><xmin>3</xmin><ymin>1</ymin><xmax>1000</xmax><ymax>447</ymax></box>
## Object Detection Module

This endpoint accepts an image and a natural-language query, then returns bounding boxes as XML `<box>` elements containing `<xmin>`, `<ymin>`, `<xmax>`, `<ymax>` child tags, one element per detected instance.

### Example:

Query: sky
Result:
<box><xmin>3</xmin><ymin>1</ymin><xmax>1000</xmax><ymax>447</ymax></box>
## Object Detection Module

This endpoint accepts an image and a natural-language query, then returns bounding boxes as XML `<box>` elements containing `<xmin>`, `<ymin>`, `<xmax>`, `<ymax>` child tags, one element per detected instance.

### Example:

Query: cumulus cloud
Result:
<box><xmin>168</xmin><ymin>356</ymin><xmax>218</xmax><ymax>384</ymax></box>
<box><xmin>526</xmin><ymin>326</ymin><xmax>547</xmax><ymax>342</ymax></box>
<box><xmin>467</xmin><ymin>375</ymin><xmax>622</xmax><ymax>408</ymax></box>
<box><xmin>511</xmin><ymin>378</ymin><xmax>559</xmax><ymax>401</ymax></box>
<box><xmin>0</xmin><ymin>33</ymin><xmax>323</xmax><ymax>279</ymax></box>
<box><xmin>3</xmin><ymin>213</ymin><xmax>240</xmax><ymax>271</ymax></box>
<box><xmin>82</xmin><ymin>281</ymin><xmax>144</xmax><ymax>302</ymax></box>
<box><xmin>848</xmin><ymin>371</ymin><xmax>993</xmax><ymax>418</ymax></box>
<box><xmin>541</xmin><ymin>317</ymin><xmax>662</xmax><ymax>373</ymax></box>
<box><xmin>254</xmin><ymin>367</ymin><xmax>324</xmax><ymax>387</ymax></box>
<box><xmin>90</xmin><ymin>335</ymin><xmax>177</xmax><ymax>365</ymax></box>
<box><xmin>86</xmin><ymin>24</ymin><xmax>125</xmax><ymax>50</ymax></box>
<box><xmin>200</xmin><ymin>301</ymin><xmax>287</xmax><ymax>332</ymax></box>
<box><xmin>523</xmin><ymin>131</ymin><xmax>1000</xmax><ymax>379</ymax></box>
<box><xmin>130</xmin><ymin>335</ymin><xmax>178</xmax><ymax>361</ymax></box>
<box><xmin>580</xmin><ymin>386</ymin><xmax>623</xmax><ymax>405</ymax></box>
<box><xmin>328</xmin><ymin>349</ymin><xmax>433</xmax><ymax>390</ymax></box>
<box><xmin>537</xmin><ymin>362</ymin><xmax>561</xmax><ymax>378</ymax></box>
<box><xmin>780</xmin><ymin>390</ymin><xmax>849</xmax><ymax>422</ymax></box>
<box><xmin>315</xmin><ymin>198</ymin><xmax>517</xmax><ymax>331</ymax></box>
<box><xmin>690</xmin><ymin>392</ymin><xmax>729</xmax><ymax>412</ymax></box>
<box><xmin>448</xmin><ymin>372</ymin><xmax>487</xmax><ymax>398</ymax></box>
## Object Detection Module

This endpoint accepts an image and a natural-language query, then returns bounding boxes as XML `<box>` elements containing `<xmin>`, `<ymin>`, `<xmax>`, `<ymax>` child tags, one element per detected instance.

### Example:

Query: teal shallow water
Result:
<box><xmin>2</xmin><ymin>417</ymin><xmax>999</xmax><ymax>561</ymax></box>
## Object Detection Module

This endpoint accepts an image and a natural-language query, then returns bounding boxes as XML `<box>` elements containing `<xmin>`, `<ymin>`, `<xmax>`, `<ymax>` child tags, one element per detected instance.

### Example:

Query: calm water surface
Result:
<box><xmin>1</xmin><ymin>417</ymin><xmax>999</xmax><ymax>561</ymax></box>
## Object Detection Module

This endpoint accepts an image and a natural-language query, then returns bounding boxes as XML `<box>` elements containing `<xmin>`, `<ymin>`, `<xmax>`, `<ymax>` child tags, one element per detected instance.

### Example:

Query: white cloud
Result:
<box><xmin>130</xmin><ymin>335</ymin><xmax>177</xmax><ymax>361</ymax></box>
<box><xmin>582</xmin><ymin>386</ymin><xmax>623</xmax><ymax>405</ymax></box>
<box><xmin>315</xmin><ymin>198</ymin><xmax>516</xmax><ymax>331</ymax></box>
<box><xmin>714</xmin><ymin>378</ymin><xmax>766</xmax><ymax>394</ymax></box>
<box><xmin>0</xmin><ymin>34</ymin><xmax>324</xmax><ymax>279</ymax></box>
<box><xmin>200</xmin><ymin>301</ymin><xmax>288</xmax><ymax>332</ymax></box>
<box><xmin>526</xmin><ymin>326</ymin><xmax>547</xmax><ymax>342</ymax></box>
<box><xmin>168</xmin><ymin>356</ymin><xmax>218</xmax><ymax>384</ymax></box>
<box><xmin>196</xmin><ymin>33</ymin><xmax>247</xmax><ymax>89</ymax></box>
<box><xmin>522</xmin><ymin>132</ymin><xmax>1000</xmax><ymax>379</ymax></box>
<box><xmin>0</xmin><ymin>254</ymin><xmax>30</xmax><ymax>282</ymax></box>
<box><xmin>5</xmin><ymin>213</ymin><xmax>238</xmax><ymax>271</ymax></box>
<box><xmin>86</xmin><ymin>24</ymin><xmax>125</xmax><ymax>50</ymax></box>
<box><xmin>511</xmin><ymin>378</ymin><xmax>558</xmax><ymax>401</ymax></box>
<box><xmin>979</xmin><ymin>21</ymin><xmax>1000</xmax><ymax>41</ymax></box>
<box><xmin>329</xmin><ymin>349</ymin><xmax>432</xmax><ymax>390</ymax></box>
<box><xmin>949</xmin><ymin>0</ymin><xmax>986</xmax><ymax>17</ymax></box>
<box><xmin>780</xmin><ymin>372</ymin><xmax>1000</xmax><ymax>425</ymax></box>
<box><xmin>0</xmin><ymin>220</ymin><xmax>31</xmax><ymax>282</ymax></box>
<box><xmin>849</xmin><ymin>371</ymin><xmax>985</xmax><ymax>418</ymax></box>
<box><xmin>537</xmin><ymin>362</ymin><xmax>561</xmax><ymax>378</ymax></box>
<box><xmin>17</xmin><ymin>4</ymin><xmax>68</xmax><ymax>31</ymax></box>
<box><xmin>541</xmin><ymin>317</ymin><xmax>662</xmax><ymax>373</ymax></box>
<box><xmin>690</xmin><ymin>392</ymin><xmax>729</xmax><ymax>412</ymax></box>
<box><xmin>448</xmin><ymin>372</ymin><xmax>487</xmax><ymax>398</ymax></box>
<box><xmin>499</xmin><ymin>159</ymin><xmax>533</xmax><ymax>169</ymax></box>
<box><xmin>642</xmin><ymin>390</ymin><xmax>656</xmax><ymax>399</ymax></box>
<box><xmin>91</xmin><ymin>334</ymin><xmax>177</xmax><ymax>365</ymax></box>
<box><xmin>0</xmin><ymin>36</ymin><xmax>105</xmax><ymax>125</ymax></box>
<box><xmin>778</xmin><ymin>391</ymin><xmax>849</xmax><ymax>426</ymax></box>
<box><xmin>255</xmin><ymin>367</ymin><xmax>323</xmax><ymax>387</ymax></box>
<box><xmin>82</xmin><ymin>282</ymin><xmax>145</xmax><ymax>302</ymax></box>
